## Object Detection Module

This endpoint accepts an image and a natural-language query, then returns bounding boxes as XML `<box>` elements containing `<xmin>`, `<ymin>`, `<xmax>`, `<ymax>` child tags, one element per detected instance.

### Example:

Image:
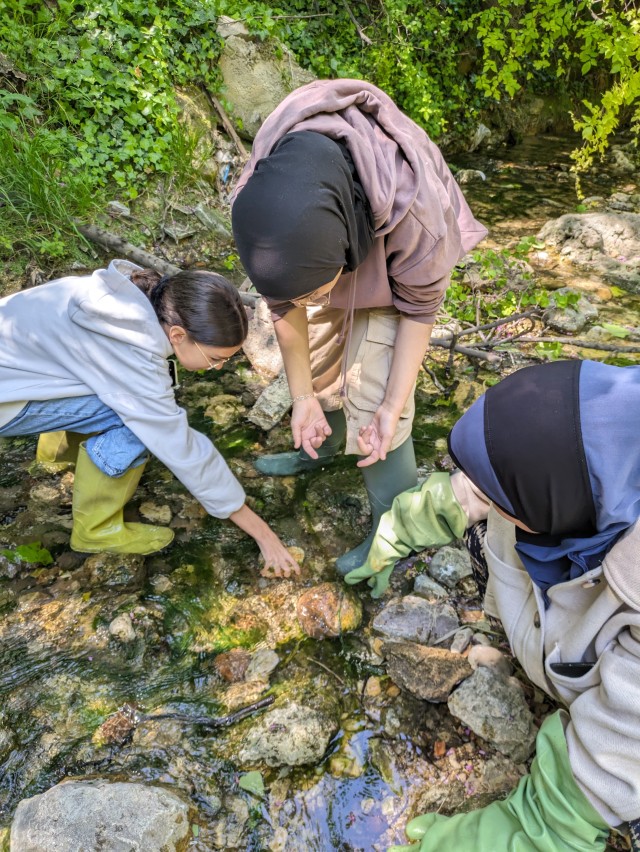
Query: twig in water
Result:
<box><xmin>308</xmin><ymin>657</ymin><xmax>346</xmax><ymax>686</ymax></box>
<box><xmin>143</xmin><ymin>695</ymin><xmax>275</xmax><ymax>728</ymax></box>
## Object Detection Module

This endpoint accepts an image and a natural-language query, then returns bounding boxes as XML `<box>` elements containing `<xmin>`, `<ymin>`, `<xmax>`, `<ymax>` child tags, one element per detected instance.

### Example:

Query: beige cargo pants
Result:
<box><xmin>307</xmin><ymin>306</ymin><xmax>415</xmax><ymax>455</ymax></box>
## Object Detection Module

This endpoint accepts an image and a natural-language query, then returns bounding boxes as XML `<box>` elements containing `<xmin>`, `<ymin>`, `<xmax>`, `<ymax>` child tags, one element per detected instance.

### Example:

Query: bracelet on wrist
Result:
<box><xmin>292</xmin><ymin>392</ymin><xmax>315</xmax><ymax>403</ymax></box>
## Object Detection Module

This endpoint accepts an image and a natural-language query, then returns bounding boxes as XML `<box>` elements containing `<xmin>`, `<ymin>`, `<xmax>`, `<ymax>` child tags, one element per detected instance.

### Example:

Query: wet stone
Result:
<box><xmin>222</xmin><ymin>679</ymin><xmax>269</xmax><ymax>712</ymax></box>
<box><xmin>86</xmin><ymin>552</ymin><xmax>145</xmax><ymax>587</ymax></box>
<box><xmin>237</xmin><ymin>700</ymin><xmax>340</xmax><ymax>768</ymax></box>
<box><xmin>138</xmin><ymin>501</ymin><xmax>172</xmax><ymax>525</ymax></box>
<box><xmin>450</xmin><ymin>627</ymin><xmax>474</xmax><ymax>654</ymax></box>
<box><xmin>245</xmin><ymin>647</ymin><xmax>279</xmax><ymax>681</ymax></box>
<box><xmin>108</xmin><ymin>612</ymin><xmax>137</xmax><ymax>643</ymax></box>
<box><xmin>296</xmin><ymin>582</ymin><xmax>363</xmax><ymax>639</ymax></box>
<box><xmin>93</xmin><ymin>704</ymin><xmax>138</xmax><ymax>746</ymax></box>
<box><xmin>448</xmin><ymin>666</ymin><xmax>536</xmax><ymax>763</ymax></box>
<box><xmin>428</xmin><ymin>546</ymin><xmax>473</xmax><ymax>589</ymax></box>
<box><xmin>215</xmin><ymin>648</ymin><xmax>251</xmax><ymax>682</ymax></box>
<box><xmin>373</xmin><ymin>595</ymin><xmax>459</xmax><ymax>646</ymax></box>
<box><xmin>413</xmin><ymin>573</ymin><xmax>448</xmax><ymax>600</ymax></box>
<box><xmin>384</xmin><ymin>641</ymin><xmax>473</xmax><ymax>703</ymax></box>
<box><xmin>10</xmin><ymin>780</ymin><xmax>191</xmax><ymax>852</ymax></box>
<box><xmin>213</xmin><ymin>796</ymin><xmax>249</xmax><ymax>849</ymax></box>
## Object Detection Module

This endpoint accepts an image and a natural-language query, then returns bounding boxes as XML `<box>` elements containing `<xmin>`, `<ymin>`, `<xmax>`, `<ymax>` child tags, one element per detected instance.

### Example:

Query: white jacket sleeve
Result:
<box><xmin>98</xmin><ymin>387</ymin><xmax>245</xmax><ymax>519</ymax></box>
<box><xmin>564</xmin><ymin>527</ymin><xmax>640</xmax><ymax>825</ymax></box>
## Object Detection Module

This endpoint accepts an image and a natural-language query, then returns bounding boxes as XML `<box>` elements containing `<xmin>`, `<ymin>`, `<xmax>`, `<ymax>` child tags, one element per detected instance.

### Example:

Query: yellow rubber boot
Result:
<box><xmin>36</xmin><ymin>431</ymin><xmax>84</xmax><ymax>472</ymax></box>
<box><xmin>70</xmin><ymin>445</ymin><xmax>174</xmax><ymax>555</ymax></box>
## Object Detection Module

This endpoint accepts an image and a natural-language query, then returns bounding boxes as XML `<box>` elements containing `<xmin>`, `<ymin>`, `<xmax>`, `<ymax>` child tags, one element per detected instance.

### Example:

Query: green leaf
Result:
<box><xmin>609</xmin><ymin>286</ymin><xmax>627</xmax><ymax>298</ymax></box>
<box><xmin>600</xmin><ymin>322</ymin><xmax>631</xmax><ymax>339</ymax></box>
<box><xmin>1</xmin><ymin>542</ymin><xmax>54</xmax><ymax>566</ymax></box>
<box><xmin>238</xmin><ymin>771</ymin><xmax>265</xmax><ymax>798</ymax></box>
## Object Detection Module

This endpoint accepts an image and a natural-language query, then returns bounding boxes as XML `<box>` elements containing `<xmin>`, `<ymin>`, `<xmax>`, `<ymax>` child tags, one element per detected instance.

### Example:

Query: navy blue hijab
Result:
<box><xmin>448</xmin><ymin>360</ymin><xmax>640</xmax><ymax>592</ymax></box>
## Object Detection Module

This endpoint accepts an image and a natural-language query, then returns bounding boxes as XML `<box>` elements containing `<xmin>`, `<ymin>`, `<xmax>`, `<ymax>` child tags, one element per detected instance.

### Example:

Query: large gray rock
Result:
<box><xmin>237</xmin><ymin>700</ymin><xmax>339</xmax><ymax>767</ymax></box>
<box><xmin>242</xmin><ymin>295</ymin><xmax>283</xmax><ymax>379</ymax></box>
<box><xmin>384</xmin><ymin>641</ymin><xmax>473</xmax><ymax>702</ymax></box>
<box><xmin>373</xmin><ymin>596</ymin><xmax>459</xmax><ymax>646</ymax></box>
<box><xmin>538</xmin><ymin>212</ymin><xmax>640</xmax><ymax>293</ymax></box>
<box><xmin>10</xmin><ymin>780</ymin><xmax>191</xmax><ymax>852</ymax></box>
<box><xmin>246</xmin><ymin>372</ymin><xmax>292</xmax><ymax>431</ymax></box>
<box><xmin>217</xmin><ymin>18</ymin><xmax>315</xmax><ymax>139</ymax></box>
<box><xmin>448</xmin><ymin>666</ymin><xmax>536</xmax><ymax>763</ymax></box>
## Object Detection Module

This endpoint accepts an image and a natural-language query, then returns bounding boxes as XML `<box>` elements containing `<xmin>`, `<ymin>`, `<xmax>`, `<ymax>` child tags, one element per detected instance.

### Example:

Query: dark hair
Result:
<box><xmin>131</xmin><ymin>268</ymin><xmax>248</xmax><ymax>347</ymax></box>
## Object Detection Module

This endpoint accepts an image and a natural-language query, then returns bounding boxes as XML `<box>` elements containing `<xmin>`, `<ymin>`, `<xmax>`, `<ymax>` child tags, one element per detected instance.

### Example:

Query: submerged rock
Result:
<box><xmin>384</xmin><ymin>641</ymin><xmax>472</xmax><ymax>702</ymax></box>
<box><xmin>215</xmin><ymin>648</ymin><xmax>251</xmax><ymax>683</ymax></box>
<box><xmin>10</xmin><ymin>780</ymin><xmax>191</xmax><ymax>852</ymax></box>
<box><xmin>447</xmin><ymin>666</ymin><xmax>536</xmax><ymax>763</ymax></box>
<box><xmin>237</xmin><ymin>700</ymin><xmax>339</xmax><ymax>767</ymax></box>
<box><xmin>296</xmin><ymin>583</ymin><xmax>362</xmax><ymax>638</ymax></box>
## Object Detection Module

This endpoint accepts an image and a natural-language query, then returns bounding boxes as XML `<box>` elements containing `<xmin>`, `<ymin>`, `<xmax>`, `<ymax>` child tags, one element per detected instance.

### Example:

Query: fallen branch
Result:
<box><xmin>430</xmin><ymin>337</ymin><xmax>502</xmax><ymax>363</ymax></box>
<box><xmin>498</xmin><ymin>336</ymin><xmax>640</xmax><ymax>354</ymax></box>
<box><xmin>199</xmin><ymin>85</ymin><xmax>249</xmax><ymax>160</ymax></box>
<box><xmin>143</xmin><ymin>695</ymin><xmax>275</xmax><ymax>728</ymax></box>
<box><xmin>76</xmin><ymin>222</ymin><xmax>258</xmax><ymax>306</ymax></box>
<box><xmin>341</xmin><ymin>0</ymin><xmax>373</xmax><ymax>44</ymax></box>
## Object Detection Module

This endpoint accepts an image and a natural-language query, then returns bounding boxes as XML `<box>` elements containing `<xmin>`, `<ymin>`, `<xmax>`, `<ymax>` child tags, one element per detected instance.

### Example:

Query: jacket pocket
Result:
<box><xmin>545</xmin><ymin>643</ymin><xmax>601</xmax><ymax>704</ymax></box>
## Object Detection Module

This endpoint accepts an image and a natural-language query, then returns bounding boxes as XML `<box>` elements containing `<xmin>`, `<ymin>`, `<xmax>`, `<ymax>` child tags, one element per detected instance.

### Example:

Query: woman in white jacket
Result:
<box><xmin>346</xmin><ymin>360</ymin><xmax>640</xmax><ymax>851</ymax></box>
<box><xmin>0</xmin><ymin>259</ymin><xmax>298</xmax><ymax>577</ymax></box>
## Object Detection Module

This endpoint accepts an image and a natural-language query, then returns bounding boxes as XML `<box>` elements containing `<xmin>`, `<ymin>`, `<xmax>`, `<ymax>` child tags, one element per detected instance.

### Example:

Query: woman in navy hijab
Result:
<box><xmin>348</xmin><ymin>360</ymin><xmax>640</xmax><ymax>852</ymax></box>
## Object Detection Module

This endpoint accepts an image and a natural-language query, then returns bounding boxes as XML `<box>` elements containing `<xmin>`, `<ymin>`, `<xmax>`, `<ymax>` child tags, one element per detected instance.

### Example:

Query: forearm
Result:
<box><xmin>274</xmin><ymin>308</ymin><xmax>313</xmax><ymax>398</ymax></box>
<box><xmin>228</xmin><ymin>502</ymin><xmax>273</xmax><ymax>545</ymax></box>
<box><xmin>384</xmin><ymin>317</ymin><xmax>433</xmax><ymax>414</ymax></box>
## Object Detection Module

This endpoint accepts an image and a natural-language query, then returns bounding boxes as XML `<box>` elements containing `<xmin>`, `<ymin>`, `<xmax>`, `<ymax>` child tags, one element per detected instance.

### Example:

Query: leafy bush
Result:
<box><xmin>0</xmin><ymin>0</ymin><xmax>223</xmax><ymax>190</ymax></box>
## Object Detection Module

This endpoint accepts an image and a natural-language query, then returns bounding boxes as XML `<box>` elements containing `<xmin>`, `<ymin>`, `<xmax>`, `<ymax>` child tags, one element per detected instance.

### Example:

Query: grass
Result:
<box><xmin>0</xmin><ymin>123</ymin><xmax>105</xmax><ymax>262</ymax></box>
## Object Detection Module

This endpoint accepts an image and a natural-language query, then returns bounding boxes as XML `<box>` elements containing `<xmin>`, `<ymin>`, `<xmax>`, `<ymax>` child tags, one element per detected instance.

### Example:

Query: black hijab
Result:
<box><xmin>231</xmin><ymin>131</ymin><xmax>374</xmax><ymax>299</ymax></box>
<box><xmin>448</xmin><ymin>360</ymin><xmax>640</xmax><ymax>592</ymax></box>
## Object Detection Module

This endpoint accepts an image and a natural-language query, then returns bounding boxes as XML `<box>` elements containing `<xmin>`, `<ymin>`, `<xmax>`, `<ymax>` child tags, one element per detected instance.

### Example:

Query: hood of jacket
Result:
<box><xmin>233</xmin><ymin>79</ymin><xmax>432</xmax><ymax>235</ymax></box>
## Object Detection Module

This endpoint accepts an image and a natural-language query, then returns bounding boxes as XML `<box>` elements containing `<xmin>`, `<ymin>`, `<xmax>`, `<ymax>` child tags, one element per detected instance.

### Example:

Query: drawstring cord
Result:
<box><xmin>337</xmin><ymin>269</ymin><xmax>358</xmax><ymax>399</ymax></box>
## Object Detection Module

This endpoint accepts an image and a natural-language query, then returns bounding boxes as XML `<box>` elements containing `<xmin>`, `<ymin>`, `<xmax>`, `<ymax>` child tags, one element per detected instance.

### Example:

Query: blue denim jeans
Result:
<box><xmin>0</xmin><ymin>396</ymin><xmax>147</xmax><ymax>477</ymax></box>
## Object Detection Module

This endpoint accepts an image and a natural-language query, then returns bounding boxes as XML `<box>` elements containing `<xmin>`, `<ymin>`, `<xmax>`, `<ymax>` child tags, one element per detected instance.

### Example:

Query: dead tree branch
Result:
<box><xmin>199</xmin><ymin>85</ymin><xmax>249</xmax><ymax>160</ymax></box>
<box><xmin>76</xmin><ymin>222</ymin><xmax>258</xmax><ymax>306</ymax></box>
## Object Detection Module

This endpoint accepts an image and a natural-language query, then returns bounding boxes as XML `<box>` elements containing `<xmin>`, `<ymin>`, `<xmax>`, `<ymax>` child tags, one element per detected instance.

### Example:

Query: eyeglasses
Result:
<box><xmin>291</xmin><ymin>290</ymin><xmax>332</xmax><ymax>308</ymax></box>
<box><xmin>193</xmin><ymin>340</ymin><xmax>230</xmax><ymax>370</ymax></box>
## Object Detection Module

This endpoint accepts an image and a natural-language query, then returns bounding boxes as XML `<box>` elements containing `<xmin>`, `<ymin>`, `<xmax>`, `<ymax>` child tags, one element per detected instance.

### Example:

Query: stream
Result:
<box><xmin>0</xmin><ymin>134</ymin><xmax>638</xmax><ymax>851</ymax></box>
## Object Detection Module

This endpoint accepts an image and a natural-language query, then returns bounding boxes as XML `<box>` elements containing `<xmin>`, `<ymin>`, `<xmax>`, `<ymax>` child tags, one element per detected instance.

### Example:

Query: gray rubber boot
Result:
<box><xmin>335</xmin><ymin>437</ymin><xmax>418</xmax><ymax>576</ymax></box>
<box><xmin>254</xmin><ymin>408</ymin><xmax>347</xmax><ymax>476</ymax></box>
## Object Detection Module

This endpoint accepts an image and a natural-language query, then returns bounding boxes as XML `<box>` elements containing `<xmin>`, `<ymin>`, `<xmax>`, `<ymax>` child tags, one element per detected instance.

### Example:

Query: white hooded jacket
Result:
<box><xmin>0</xmin><ymin>260</ymin><xmax>246</xmax><ymax>518</ymax></box>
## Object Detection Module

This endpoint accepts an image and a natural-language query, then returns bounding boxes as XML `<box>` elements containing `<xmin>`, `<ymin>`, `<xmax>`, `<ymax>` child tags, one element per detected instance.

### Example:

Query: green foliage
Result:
<box><xmin>0</xmin><ymin>542</ymin><xmax>53</xmax><ymax>566</ymax></box>
<box><xmin>467</xmin><ymin>0</ymin><xmax>640</xmax><ymax>179</ymax></box>
<box><xmin>446</xmin><ymin>239</ymin><xmax>550</xmax><ymax>325</ymax></box>
<box><xmin>0</xmin><ymin>0</ymin><xmax>223</xmax><ymax>190</ymax></box>
<box><xmin>0</xmin><ymin>124</ymin><xmax>104</xmax><ymax>259</ymax></box>
<box><xmin>224</xmin><ymin>0</ymin><xmax>480</xmax><ymax>138</ymax></box>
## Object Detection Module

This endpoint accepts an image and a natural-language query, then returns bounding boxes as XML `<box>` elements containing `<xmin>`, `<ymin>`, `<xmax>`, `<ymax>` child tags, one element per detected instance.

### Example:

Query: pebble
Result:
<box><xmin>468</xmin><ymin>645</ymin><xmax>512</xmax><ymax>677</ymax></box>
<box><xmin>108</xmin><ymin>613</ymin><xmax>136</xmax><ymax>643</ymax></box>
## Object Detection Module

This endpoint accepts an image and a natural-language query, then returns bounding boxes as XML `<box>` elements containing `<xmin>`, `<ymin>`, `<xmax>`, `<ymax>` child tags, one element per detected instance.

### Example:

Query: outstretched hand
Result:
<box><xmin>291</xmin><ymin>397</ymin><xmax>332</xmax><ymax>459</ymax></box>
<box><xmin>258</xmin><ymin>531</ymin><xmax>300</xmax><ymax>579</ymax></box>
<box><xmin>356</xmin><ymin>404</ymin><xmax>400</xmax><ymax>467</ymax></box>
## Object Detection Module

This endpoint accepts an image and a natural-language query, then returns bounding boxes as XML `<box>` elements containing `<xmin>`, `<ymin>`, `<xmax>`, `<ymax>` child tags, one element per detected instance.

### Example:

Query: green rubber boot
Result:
<box><xmin>254</xmin><ymin>408</ymin><xmax>347</xmax><ymax>476</ymax></box>
<box><xmin>70</xmin><ymin>444</ymin><xmax>175</xmax><ymax>555</ymax></box>
<box><xmin>35</xmin><ymin>431</ymin><xmax>84</xmax><ymax>472</ymax></box>
<box><xmin>335</xmin><ymin>437</ymin><xmax>418</xmax><ymax>576</ymax></box>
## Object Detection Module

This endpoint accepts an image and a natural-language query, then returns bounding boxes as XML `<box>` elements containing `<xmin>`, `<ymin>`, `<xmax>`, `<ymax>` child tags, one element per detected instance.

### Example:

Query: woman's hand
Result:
<box><xmin>257</xmin><ymin>530</ymin><xmax>300</xmax><ymax>579</ymax></box>
<box><xmin>291</xmin><ymin>397</ymin><xmax>332</xmax><ymax>459</ymax></box>
<box><xmin>356</xmin><ymin>403</ymin><xmax>400</xmax><ymax>467</ymax></box>
<box><xmin>228</xmin><ymin>503</ymin><xmax>301</xmax><ymax>579</ymax></box>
